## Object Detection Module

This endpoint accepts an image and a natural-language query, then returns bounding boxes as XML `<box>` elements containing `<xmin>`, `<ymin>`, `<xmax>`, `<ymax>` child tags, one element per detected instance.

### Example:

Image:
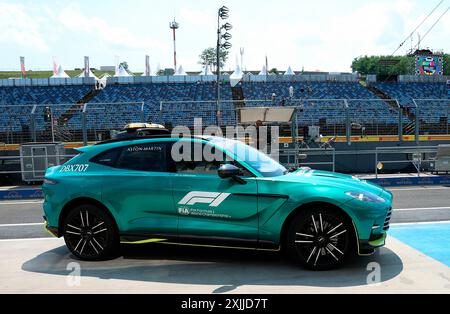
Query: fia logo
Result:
<box><xmin>178</xmin><ymin>207</ymin><xmax>190</xmax><ymax>216</ymax></box>
<box><xmin>178</xmin><ymin>192</ymin><xmax>231</xmax><ymax>207</ymax></box>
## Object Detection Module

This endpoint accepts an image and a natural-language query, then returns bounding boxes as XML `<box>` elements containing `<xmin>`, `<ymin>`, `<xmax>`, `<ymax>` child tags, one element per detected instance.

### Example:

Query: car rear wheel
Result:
<box><xmin>287</xmin><ymin>207</ymin><xmax>352</xmax><ymax>271</ymax></box>
<box><xmin>63</xmin><ymin>204</ymin><xmax>119</xmax><ymax>261</ymax></box>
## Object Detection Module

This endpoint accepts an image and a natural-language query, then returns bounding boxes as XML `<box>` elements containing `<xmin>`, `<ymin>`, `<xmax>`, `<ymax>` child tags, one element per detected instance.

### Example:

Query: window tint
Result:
<box><xmin>116</xmin><ymin>143</ymin><xmax>167</xmax><ymax>172</ymax></box>
<box><xmin>170</xmin><ymin>142</ymin><xmax>253</xmax><ymax>177</ymax></box>
<box><xmin>91</xmin><ymin>149</ymin><xmax>121</xmax><ymax>168</ymax></box>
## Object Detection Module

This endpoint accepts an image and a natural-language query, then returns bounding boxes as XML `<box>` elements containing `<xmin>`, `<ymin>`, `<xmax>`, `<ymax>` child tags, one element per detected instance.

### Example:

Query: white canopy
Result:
<box><xmin>115</xmin><ymin>64</ymin><xmax>131</xmax><ymax>77</ymax></box>
<box><xmin>174</xmin><ymin>65</ymin><xmax>187</xmax><ymax>76</ymax></box>
<box><xmin>230</xmin><ymin>64</ymin><xmax>243</xmax><ymax>87</ymax></box>
<box><xmin>203</xmin><ymin>64</ymin><xmax>213</xmax><ymax>76</ymax></box>
<box><xmin>284</xmin><ymin>66</ymin><xmax>295</xmax><ymax>76</ymax></box>
<box><xmin>98</xmin><ymin>73</ymin><xmax>110</xmax><ymax>86</ymax></box>
<box><xmin>78</xmin><ymin>68</ymin><xmax>98</xmax><ymax>79</ymax></box>
<box><xmin>51</xmin><ymin>65</ymin><xmax>70</xmax><ymax>78</ymax></box>
<box><xmin>259</xmin><ymin>65</ymin><xmax>268</xmax><ymax>76</ymax></box>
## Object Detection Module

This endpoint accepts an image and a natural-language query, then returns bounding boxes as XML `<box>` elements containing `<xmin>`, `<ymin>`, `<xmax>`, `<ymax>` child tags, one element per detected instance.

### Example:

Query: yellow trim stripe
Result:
<box><xmin>121</xmin><ymin>238</ymin><xmax>167</xmax><ymax>245</ymax></box>
<box><xmin>1</xmin><ymin>135</ymin><xmax>450</xmax><ymax>151</ymax></box>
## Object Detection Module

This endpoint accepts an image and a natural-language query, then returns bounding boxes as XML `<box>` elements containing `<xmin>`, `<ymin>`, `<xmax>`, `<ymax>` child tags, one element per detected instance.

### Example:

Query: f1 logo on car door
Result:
<box><xmin>178</xmin><ymin>192</ymin><xmax>231</xmax><ymax>207</ymax></box>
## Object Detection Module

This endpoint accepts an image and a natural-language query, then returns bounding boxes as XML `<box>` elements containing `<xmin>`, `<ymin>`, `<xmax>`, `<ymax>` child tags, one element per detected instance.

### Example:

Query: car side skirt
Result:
<box><xmin>120</xmin><ymin>233</ymin><xmax>281</xmax><ymax>252</ymax></box>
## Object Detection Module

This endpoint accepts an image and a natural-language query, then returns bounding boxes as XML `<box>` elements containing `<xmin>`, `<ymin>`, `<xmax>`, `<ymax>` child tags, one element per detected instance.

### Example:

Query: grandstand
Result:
<box><xmin>0</xmin><ymin>75</ymin><xmax>449</xmax><ymax>144</ymax></box>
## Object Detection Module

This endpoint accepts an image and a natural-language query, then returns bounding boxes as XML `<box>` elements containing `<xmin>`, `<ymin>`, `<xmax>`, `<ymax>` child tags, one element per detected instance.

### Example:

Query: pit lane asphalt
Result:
<box><xmin>0</xmin><ymin>186</ymin><xmax>450</xmax><ymax>240</ymax></box>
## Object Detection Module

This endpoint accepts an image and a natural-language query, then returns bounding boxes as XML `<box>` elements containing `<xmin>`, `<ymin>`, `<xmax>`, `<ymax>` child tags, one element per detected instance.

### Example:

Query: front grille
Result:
<box><xmin>383</xmin><ymin>207</ymin><xmax>393</xmax><ymax>231</ymax></box>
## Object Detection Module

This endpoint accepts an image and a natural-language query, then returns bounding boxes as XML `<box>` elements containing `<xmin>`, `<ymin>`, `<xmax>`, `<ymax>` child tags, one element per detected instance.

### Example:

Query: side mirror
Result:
<box><xmin>218</xmin><ymin>164</ymin><xmax>247</xmax><ymax>185</ymax></box>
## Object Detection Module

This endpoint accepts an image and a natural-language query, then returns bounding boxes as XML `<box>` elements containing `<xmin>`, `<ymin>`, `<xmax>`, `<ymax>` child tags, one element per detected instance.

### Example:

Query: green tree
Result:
<box><xmin>198</xmin><ymin>47</ymin><xmax>230</xmax><ymax>72</ymax></box>
<box><xmin>443</xmin><ymin>54</ymin><xmax>450</xmax><ymax>76</ymax></box>
<box><xmin>269</xmin><ymin>68</ymin><xmax>279</xmax><ymax>75</ymax></box>
<box><xmin>351</xmin><ymin>55</ymin><xmax>414</xmax><ymax>76</ymax></box>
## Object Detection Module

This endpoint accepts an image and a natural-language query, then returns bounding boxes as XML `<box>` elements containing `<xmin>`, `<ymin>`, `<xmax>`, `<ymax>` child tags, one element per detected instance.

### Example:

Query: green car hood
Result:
<box><xmin>273</xmin><ymin>168</ymin><xmax>386</xmax><ymax>197</ymax></box>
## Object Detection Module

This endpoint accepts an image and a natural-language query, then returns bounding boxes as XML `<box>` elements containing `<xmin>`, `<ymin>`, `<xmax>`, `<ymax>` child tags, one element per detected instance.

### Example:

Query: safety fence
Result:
<box><xmin>0</xmin><ymin>146</ymin><xmax>445</xmax><ymax>186</ymax></box>
<box><xmin>0</xmin><ymin>98</ymin><xmax>449</xmax><ymax>145</ymax></box>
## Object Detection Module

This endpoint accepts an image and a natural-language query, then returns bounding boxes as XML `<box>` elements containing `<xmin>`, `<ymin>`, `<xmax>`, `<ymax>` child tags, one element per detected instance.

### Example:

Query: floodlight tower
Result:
<box><xmin>169</xmin><ymin>18</ymin><xmax>180</xmax><ymax>72</ymax></box>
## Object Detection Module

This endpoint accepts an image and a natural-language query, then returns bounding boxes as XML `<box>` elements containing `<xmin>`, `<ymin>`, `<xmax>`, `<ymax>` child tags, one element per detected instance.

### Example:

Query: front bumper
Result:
<box><xmin>358</xmin><ymin>233</ymin><xmax>387</xmax><ymax>255</ymax></box>
<box><xmin>43</xmin><ymin>216</ymin><xmax>59</xmax><ymax>238</ymax></box>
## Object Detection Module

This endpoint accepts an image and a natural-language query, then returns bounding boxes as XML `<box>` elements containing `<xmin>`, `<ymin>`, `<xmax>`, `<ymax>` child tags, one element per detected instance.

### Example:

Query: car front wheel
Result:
<box><xmin>287</xmin><ymin>207</ymin><xmax>353</xmax><ymax>271</ymax></box>
<box><xmin>63</xmin><ymin>204</ymin><xmax>119</xmax><ymax>261</ymax></box>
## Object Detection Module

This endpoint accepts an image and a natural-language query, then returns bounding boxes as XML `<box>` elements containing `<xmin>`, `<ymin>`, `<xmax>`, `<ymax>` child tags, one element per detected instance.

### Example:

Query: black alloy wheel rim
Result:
<box><xmin>65</xmin><ymin>210</ymin><xmax>109</xmax><ymax>258</ymax></box>
<box><xmin>294</xmin><ymin>212</ymin><xmax>349</xmax><ymax>268</ymax></box>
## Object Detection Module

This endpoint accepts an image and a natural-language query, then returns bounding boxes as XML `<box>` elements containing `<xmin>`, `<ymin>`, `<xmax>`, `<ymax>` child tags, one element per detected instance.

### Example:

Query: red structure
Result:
<box><xmin>169</xmin><ymin>19</ymin><xmax>180</xmax><ymax>72</ymax></box>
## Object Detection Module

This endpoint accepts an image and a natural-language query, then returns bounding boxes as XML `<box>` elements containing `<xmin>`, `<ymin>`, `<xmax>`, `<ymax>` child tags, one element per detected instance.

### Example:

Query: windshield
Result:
<box><xmin>210</xmin><ymin>137</ymin><xmax>287</xmax><ymax>178</ymax></box>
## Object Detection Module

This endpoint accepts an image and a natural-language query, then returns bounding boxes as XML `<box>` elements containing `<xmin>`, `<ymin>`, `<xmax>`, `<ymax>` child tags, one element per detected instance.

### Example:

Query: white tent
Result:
<box><xmin>99</xmin><ymin>73</ymin><xmax>110</xmax><ymax>86</ymax></box>
<box><xmin>259</xmin><ymin>65</ymin><xmax>268</xmax><ymax>76</ymax></box>
<box><xmin>230</xmin><ymin>64</ymin><xmax>243</xmax><ymax>87</ymax></box>
<box><xmin>78</xmin><ymin>68</ymin><xmax>98</xmax><ymax>79</ymax></box>
<box><xmin>115</xmin><ymin>64</ymin><xmax>131</xmax><ymax>77</ymax></box>
<box><xmin>284</xmin><ymin>66</ymin><xmax>295</xmax><ymax>76</ymax></box>
<box><xmin>203</xmin><ymin>64</ymin><xmax>213</xmax><ymax>76</ymax></box>
<box><xmin>51</xmin><ymin>65</ymin><xmax>70</xmax><ymax>78</ymax></box>
<box><xmin>175</xmin><ymin>65</ymin><xmax>187</xmax><ymax>76</ymax></box>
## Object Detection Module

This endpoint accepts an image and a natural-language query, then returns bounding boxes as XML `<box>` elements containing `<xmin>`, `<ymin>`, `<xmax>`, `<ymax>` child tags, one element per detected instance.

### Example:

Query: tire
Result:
<box><xmin>63</xmin><ymin>204</ymin><xmax>119</xmax><ymax>261</ymax></box>
<box><xmin>287</xmin><ymin>206</ymin><xmax>353</xmax><ymax>271</ymax></box>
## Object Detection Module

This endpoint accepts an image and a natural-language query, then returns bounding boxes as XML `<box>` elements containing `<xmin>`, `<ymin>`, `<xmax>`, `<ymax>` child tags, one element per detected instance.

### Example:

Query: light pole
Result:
<box><xmin>169</xmin><ymin>18</ymin><xmax>180</xmax><ymax>72</ymax></box>
<box><xmin>216</xmin><ymin>6</ymin><xmax>232</xmax><ymax>126</ymax></box>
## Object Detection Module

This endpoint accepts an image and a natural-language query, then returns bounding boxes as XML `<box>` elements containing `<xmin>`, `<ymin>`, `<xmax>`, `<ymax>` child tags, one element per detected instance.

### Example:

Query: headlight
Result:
<box><xmin>345</xmin><ymin>191</ymin><xmax>386</xmax><ymax>204</ymax></box>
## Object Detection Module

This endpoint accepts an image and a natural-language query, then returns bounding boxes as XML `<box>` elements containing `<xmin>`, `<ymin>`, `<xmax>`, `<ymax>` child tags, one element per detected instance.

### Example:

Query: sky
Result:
<box><xmin>0</xmin><ymin>0</ymin><xmax>449</xmax><ymax>73</ymax></box>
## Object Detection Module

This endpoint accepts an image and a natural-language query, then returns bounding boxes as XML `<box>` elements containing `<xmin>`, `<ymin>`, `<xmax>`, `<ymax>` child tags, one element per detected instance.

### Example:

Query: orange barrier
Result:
<box><xmin>1</xmin><ymin>136</ymin><xmax>450</xmax><ymax>151</ymax></box>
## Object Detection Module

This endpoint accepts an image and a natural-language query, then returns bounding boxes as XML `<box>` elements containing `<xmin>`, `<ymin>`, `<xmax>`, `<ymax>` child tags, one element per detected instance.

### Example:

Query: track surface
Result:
<box><xmin>1</xmin><ymin>186</ymin><xmax>450</xmax><ymax>240</ymax></box>
<box><xmin>0</xmin><ymin>186</ymin><xmax>449</xmax><ymax>294</ymax></box>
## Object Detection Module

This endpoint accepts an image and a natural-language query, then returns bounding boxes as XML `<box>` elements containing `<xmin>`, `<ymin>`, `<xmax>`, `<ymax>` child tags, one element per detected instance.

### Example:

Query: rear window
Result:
<box><xmin>91</xmin><ymin>143</ymin><xmax>168</xmax><ymax>172</ymax></box>
<box><xmin>91</xmin><ymin>148</ymin><xmax>121</xmax><ymax>167</ymax></box>
<box><xmin>117</xmin><ymin>143</ymin><xmax>167</xmax><ymax>172</ymax></box>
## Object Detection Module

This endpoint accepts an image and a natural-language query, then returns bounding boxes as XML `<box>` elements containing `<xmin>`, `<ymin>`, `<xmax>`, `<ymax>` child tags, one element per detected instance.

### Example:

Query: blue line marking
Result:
<box><xmin>390</xmin><ymin>223</ymin><xmax>450</xmax><ymax>267</ymax></box>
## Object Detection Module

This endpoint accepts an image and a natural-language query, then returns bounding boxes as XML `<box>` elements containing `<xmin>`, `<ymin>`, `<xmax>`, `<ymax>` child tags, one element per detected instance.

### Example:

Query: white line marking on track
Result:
<box><xmin>0</xmin><ymin>201</ymin><xmax>43</xmax><ymax>206</ymax></box>
<box><xmin>0</xmin><ymin>237</ymin><xmax>61</xmax><ymax>242</ymax></box>
<box><xmin>394</xmin><ymin>207</ymin><xmax>450</xmax><ymax>211</ymax></box>
<box><xmin>388</xmin><ymin>187</ymin><xmax>450</xmax><ymax>191</ymax></box>
<box><xmin>391</xmin><ymin>220</ymin><xmax>450</xmax><ymax>226</ymax></box>
<box><xmin>0</xmin><ymin>223</ymin><xmax>44</xmax><ymax>228</ymax></box>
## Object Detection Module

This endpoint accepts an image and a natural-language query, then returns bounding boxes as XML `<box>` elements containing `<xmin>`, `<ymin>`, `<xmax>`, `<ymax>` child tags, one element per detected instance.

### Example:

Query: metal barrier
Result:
<box><xmin>0</xmin><ymin>146</ymin><xmax>446</xmax><ymax>186</ymax></box>
<box><xmin>0</xmin><ymin>103</ymin><xmax>145</xmax><ymax>145</ymax></box>
<box><xmin>374</xmin><ymin>146</ymin><xmax>438</xmax><ymax>178</ymax></box>
<box><xmin>1</xmin><ymin>98</ymin><xmax>450</xmax><ymax>146</ymax></box>
<box><xmin>413</xmin><ymin>99</ymin><xmax>450</xmax><ymax>137</ymax></box>
<box><xmin>347</xmin><ymin>99</ymin><xmax>403</xmax><ymax>139</ymax></box>
<box><xmin>280</xmin><ymin>147</ymin><xmax>336</xmax><ymax>172</ymax></box>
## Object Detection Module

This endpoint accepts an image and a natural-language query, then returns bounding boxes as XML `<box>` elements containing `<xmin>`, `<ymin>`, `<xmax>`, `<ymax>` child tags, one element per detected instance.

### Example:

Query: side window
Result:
<box><xmin>170</xmin><ymin>142</ymin><xmax>253</xmax><ymax>177</ymax></box>
<box><xmin>116</xmin><ymin>143</ymin><xmax>168</xmax><ymax>172</ymax></box>
<box><xmin>91</xmin><ymin>148</ymin><xmax>121</xmax><ymax>168</ymax></box>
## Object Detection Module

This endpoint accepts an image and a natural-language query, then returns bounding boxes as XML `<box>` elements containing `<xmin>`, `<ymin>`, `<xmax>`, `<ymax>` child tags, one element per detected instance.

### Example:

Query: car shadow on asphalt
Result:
<box><xmin>22</xmin><ymin>244</ymin><xmax>403</xmax><ymax>292</ymax></box>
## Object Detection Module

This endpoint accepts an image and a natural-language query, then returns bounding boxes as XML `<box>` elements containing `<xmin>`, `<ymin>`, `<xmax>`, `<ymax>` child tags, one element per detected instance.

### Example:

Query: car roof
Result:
<box><xmin>77</xmin><ymin>135</ymin><xmax>213</xmax><ymax>154</ymax></box>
